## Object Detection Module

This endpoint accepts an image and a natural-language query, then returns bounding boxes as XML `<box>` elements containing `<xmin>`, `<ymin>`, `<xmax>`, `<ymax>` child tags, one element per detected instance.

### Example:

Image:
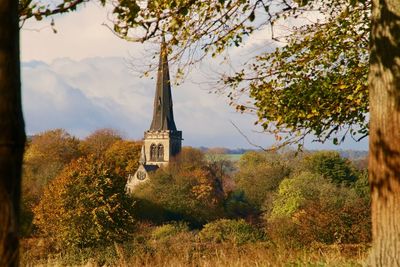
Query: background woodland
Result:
<box><xmin>21</xmin><ymin>128</ymin><xmax>370</xmax><ymax>265</ymax></box>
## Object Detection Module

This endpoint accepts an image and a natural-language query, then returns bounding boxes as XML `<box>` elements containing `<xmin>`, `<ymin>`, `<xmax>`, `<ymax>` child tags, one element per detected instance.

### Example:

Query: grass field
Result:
<box><xmin>21</xmin><ymin>236</ymin><xmax>369</xmax><ymax>267</ymax></box>
<box><xmin>222</xmin><ymin>154</ymin><xmax>243</xmax><ymax>161</ymax></box>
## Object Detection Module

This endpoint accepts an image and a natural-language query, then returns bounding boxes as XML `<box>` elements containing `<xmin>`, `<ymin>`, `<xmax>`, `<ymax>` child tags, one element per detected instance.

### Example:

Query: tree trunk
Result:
<box><xmin>0</xmin><ymin>0</ymin><xmax>25</xmax><ymax>266</ymax></box>
<box><xmin>368</xmin><ymin>0</ymin><xmax>400</xmax><ymax>265</ymax></box>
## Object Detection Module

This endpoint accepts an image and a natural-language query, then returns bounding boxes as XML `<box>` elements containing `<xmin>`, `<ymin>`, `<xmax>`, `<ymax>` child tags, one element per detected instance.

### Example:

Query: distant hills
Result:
<box><xmin>199</xmin><ymin>146</ymin><xmax>368</xmax><ymax>160</ymax></box>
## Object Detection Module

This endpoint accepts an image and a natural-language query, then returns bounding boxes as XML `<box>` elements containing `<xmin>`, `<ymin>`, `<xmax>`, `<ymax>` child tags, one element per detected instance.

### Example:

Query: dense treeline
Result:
<box><xmin>21</xmin><ymin>128</ymin><xmax>370</xmax><ymax>265</ymax></box>
<box><xmin>21</xmin><ymin>128</ymin><xmax>141</xmax><ymax>238</ymax></box>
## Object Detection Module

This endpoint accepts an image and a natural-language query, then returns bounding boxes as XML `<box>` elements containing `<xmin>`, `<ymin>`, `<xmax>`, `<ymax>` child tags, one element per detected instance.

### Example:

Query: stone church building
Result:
<box><xmin>126</xmin><ymin>42</ymin><xmax>182</xmax><ymax>192</ymax></box>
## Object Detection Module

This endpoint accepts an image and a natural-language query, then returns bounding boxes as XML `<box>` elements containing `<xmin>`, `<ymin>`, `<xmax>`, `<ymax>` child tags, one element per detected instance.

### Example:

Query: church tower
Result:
<box><xmin>143</xmin><ymin>41</ymin><xmax>182</xmax><ymax>166</ymax></box>
<box><xmin>126</xmin><ymin>41</ymin><xmax>182</xmax><ymax>191</ymax></box>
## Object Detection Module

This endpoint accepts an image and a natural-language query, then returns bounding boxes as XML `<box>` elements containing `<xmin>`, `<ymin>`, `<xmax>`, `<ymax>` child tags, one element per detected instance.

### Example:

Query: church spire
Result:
<box><xmin>149</xmin><ymin>39</ymin><xmax>177</xmax><ymax>131</ymax></box>
<box><xmin>125</xmin><ymin>38</ymin><xmax>182</xmax><ymax>192</ymax></box>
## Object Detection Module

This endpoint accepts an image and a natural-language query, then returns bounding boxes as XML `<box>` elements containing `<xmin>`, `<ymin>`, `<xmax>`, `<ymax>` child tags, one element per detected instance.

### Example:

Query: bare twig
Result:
<box><xmin>230</xmin><ymin>120</ymin><xmax>266</xmax><ymax>151</ymax></box>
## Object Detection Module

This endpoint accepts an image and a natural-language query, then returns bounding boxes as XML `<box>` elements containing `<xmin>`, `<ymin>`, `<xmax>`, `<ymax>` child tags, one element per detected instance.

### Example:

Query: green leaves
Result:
<box><xmin>107</xmin><ymin>0</ymin><xmax>263</xmax><ymax>62</ymax></box>
<box><xmin>199</xmin><ymin>219</ymin><xmax>265</xmax><ymax>245</ymax></box>
<box><xmin>225</xmin><ymin>1</ymin><xmax>370</xmax><ymax>146</ymax></box>
<box><xmin>249</xmin><ymin>10</ymin><xmax>255</xmax><ymax>22</ymax></box>
<box><xmin>19</xmin><ymin>0</ymin><xmax>89</xmax><ymax>25</ymax></box>
<box><xmin>107</xmin><ymin>0</ymin><xmax>370</xmax><ymax>148</ymax></box>
<box><xmin>235</xmin><ymin>151</ymin><xmax>290</xmax><ymax>210</ymax></box>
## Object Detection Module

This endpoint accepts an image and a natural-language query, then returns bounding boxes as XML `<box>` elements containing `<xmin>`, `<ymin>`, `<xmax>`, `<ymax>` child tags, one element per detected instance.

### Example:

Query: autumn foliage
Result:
<box><xmin>21</xmin><ymin>129</ymin><xmax>141</xmax><ymax>242</ymax></box>
<box><xmin>104</xmin><ymin>140</ymin><xmax>142</xmax><ymax>176</ymax></box>
<box><xmin>267</xmin><ymin>172</ymin><xmax>371</xmax><ymax>246</ymax></box>
<box><xmin>21</xmin><ymin>129</ymin><xmax>371</xmax><ymax>265</ymax></box>
<box><xmin>23</xmin><ymin>129</ymin><xmax>81</xmax><ymax>197</ymax></box>
<box><xmin>33</xmin><ymin>156</ymin><xmax>135</xmax><ymax>249</ymax></box>
<box><xmin>132</xmin><ymin>147</ymin><xmax>225</xmax><ymax>226</ymax></box>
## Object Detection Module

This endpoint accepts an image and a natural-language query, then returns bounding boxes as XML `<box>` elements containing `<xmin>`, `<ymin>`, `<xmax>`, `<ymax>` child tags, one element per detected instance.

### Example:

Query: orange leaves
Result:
<box><xmin>33</xmin><ymin>156</ymin><xmax>135</xmax><ymax>249</ymax></box>
<box><xmin>26</xmin><ymin>129</ymin><xmax>81</xmax><ymax>165</ymax></box>
<box><xmin>189</xmin><ymin>168</ymin><xmax>214</xmax><ymax>201</ymax></box>
<box><xmin>79</xmin><ymin>128</ymin><xmax>122</xmax><ymax>157</ymax></box>
<box><xmin>104</xmin><ymin>140</ymin><xmax>142</xmax><ymax>177</ymax></box>
<box><xmin>22</xmin><ymin>128</ymin><xmax>141</xmax><ymax>239</ymax></box>
<box><xmin>132</xmin><ymin>147</ymin><xmax>226</xmax><ymax>225</ymax></box>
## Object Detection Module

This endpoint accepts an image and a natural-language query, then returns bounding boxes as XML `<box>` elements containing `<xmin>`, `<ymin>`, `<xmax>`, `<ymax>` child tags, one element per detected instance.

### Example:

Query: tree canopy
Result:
<box><xmin>104</xmin><ymin>0</ymin><xmax>371</xmax><ymax>147</ymax></box>
<box><xmin>299</xmin><ymin>151</ymin><xmax>359</xmax><ymax>184</ymax></box>
<box><xmin>21</xmin><ymin>0</ymin><xmax>370</xmax><ymax>147</ymax></box>
<box><xmin>33</xmin><ymin>155</ymin><xmax>135</xmax><ymax>249</ymax></box>
<box><xmin>234</xmin><ymin>151</ymin><xmax>290</xmax><ymax>210</ymax></box>
<box><xmin>18</xmin><ymin>0</ymin><xmax>99</xmax><ymax>26</ymax></box>
<box><xmin>79</xmin><ymin>128</ymin><xmax>122</xmax><ymax>157</ymax></box>
<box><xmin>225</xmin><ymin>2</ymin><xmax>370</xmax><ymax>146</ymax></box>
<box><xmin>132</xmin><ymin>147</ymin><xmax>225</xmax><ymax>226</ymax></box>
<box><xmin>267</xmin><ymin>171</ymin><xmax>371</xmax><ymax>245</ymax></box>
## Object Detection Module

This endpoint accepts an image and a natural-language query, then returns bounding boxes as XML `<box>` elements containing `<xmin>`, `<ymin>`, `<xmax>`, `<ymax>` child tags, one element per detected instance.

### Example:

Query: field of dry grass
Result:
<box><xmin>21</xmin><ymin>235</ymin><xmax>369</xmax><ymax>267</ymax></box>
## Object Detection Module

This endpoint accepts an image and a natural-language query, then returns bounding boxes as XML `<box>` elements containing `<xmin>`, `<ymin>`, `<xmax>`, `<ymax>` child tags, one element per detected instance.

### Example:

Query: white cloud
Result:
<box><xmin>22</xmin><ymin>63</ymin><xmax>129</xmax><ymax>137</ymax></box>
<box><xmin>22</xmin><ymin>56</ymin><xmax>278</xmax><ymax>148</ymax></box>
<box><xmin>21</xmin><ymin>3</ymin><xmax>139</xmax><ymax>62</ymax></box>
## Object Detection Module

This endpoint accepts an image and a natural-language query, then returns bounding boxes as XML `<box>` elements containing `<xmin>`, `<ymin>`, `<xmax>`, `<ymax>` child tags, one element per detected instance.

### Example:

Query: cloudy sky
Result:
<box><xmin>20</xmin><ymin>3</ymin><xmax>368</xmax><ymax>150</ymax></box>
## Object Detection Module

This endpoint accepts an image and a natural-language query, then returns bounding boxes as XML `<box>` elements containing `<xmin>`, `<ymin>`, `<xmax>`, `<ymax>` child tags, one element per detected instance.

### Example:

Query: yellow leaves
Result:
<box><xmin>180</xmin><ymin>168</ymin><xmax>209</xmax><ymax>181</ymax></box>
<box><xmin>80</xmin><ymin>128</ymin><xmax>122</xmax><ymax>156</ymax></box>
<box><xmin>354</xmin><ymin>83</ymin><xmax>363</xmax><ymax>92</ymax></box>
<box><xmin>33</xmin><ymin>155</ymin><xmax>135</xmax><ymax>248</ymax></box>
<box><xmin>191</xmin><ymin>172</ymin><xmax>221</xmax><ymax>206</ymax></box>
<box><xmin>181</xmin><ymin>168</ymin><xmax>216</xmax><ymax>201</ymax></box>
<box><xmin>292</xmin><ymin>209</ymin><xmax>307</xmax><ymax>224</ymax></box>
<box><xmin>274</xmin><ymin>134</ymin><xmax>283</xmax><ymax>141</ymax></box>
<box><xmin>306</xmin><ymin>113</ymin><xmax>314</xmax><ymax>119</ymax></box>
<box><xmin>192</xmin><ymin>184</ymin><xmax>214</xmax><ymax>200</ymax></box>
<box><xmin>104</xmin><ymin>140</ymin><xmax>142</xmax><ymax>177</ymax></box>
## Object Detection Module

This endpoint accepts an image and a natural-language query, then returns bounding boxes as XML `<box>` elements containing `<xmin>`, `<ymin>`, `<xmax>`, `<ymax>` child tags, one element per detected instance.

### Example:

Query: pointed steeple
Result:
<box><xmin>149</xmin><ymin>38</ymin><xmax>177</xmax><ymax>131</ymax></box>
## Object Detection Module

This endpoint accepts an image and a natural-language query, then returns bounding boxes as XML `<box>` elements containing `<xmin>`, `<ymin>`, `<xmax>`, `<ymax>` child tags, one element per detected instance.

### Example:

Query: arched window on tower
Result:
<box><xmin>157</xmin><ymin>144</ymin><xmax>164</xmax><ymax>161</ymax></box>
<box><xmin>150</xmin><ymin>144</ymin><xmax>157</xmax><ymax>161</ymax></box>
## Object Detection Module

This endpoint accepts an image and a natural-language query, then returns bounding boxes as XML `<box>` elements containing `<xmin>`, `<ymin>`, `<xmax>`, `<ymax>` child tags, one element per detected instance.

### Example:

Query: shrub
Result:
<box><xmin>151</xmin><ymin>222</ymin><xmax>190</xmax><ymax>241</ymax></box>
<box><xmin>198</xmin><ymin>219</ymin><xmax>264</xmax><ymax>245</ymax></box>
<box><xmin>299</xmin><ymin>151</ymin><xmax>358</xmax><ymax>184</ymax></box>
<box><xmin>266</xmin><ymin>172</ymin><xmax>371</xmax><ymax>246</ymax></box>
<box><xmin>224</xmin><ymin>190</ymin><xmax>255</xmax><ymax>219</ymax></box>
<box><xmin>33</xmin><ymin>156</ymin><xmax>135</xmax><ymax>249</ymax></box>
<box><xmin>234</xmin><ymin>151</ymin><xmax>290</xmax><ymax>211</ymax></box>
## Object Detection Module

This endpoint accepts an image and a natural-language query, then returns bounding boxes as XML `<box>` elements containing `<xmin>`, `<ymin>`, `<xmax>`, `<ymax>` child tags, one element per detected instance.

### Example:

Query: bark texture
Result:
<box><xmin>368</xmin><ymin>0</ymin><xmax>400</xmax><ymax>265</ymax></box>
<box><xmin>0</xmin><ymin>0</ymin><xmax>25</xmax><ymax>266</ymax></box>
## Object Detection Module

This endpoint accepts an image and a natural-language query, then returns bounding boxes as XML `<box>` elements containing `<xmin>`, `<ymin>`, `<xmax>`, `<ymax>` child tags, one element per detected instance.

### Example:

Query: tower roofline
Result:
<box><xmin>149</xmin><ymin>39</ymin><xmax>178</xmax><ymax>131</ymax></box>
